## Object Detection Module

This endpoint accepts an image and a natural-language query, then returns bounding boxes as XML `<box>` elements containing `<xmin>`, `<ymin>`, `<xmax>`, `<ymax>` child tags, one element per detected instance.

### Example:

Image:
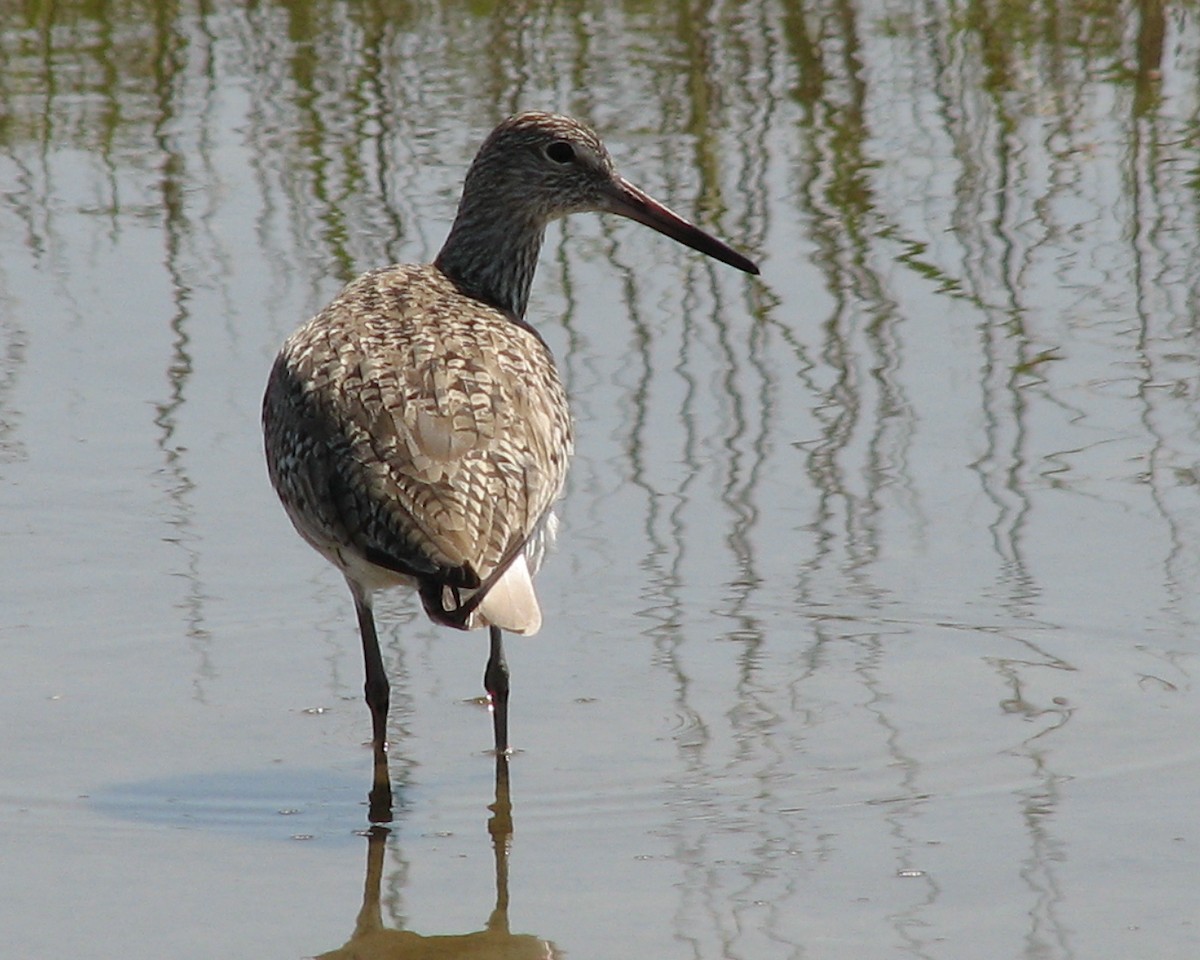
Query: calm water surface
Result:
<box><xmin>3</xmin><ymin>1</ymin><xmax>1199</xmax><ymax>957</ymax></box>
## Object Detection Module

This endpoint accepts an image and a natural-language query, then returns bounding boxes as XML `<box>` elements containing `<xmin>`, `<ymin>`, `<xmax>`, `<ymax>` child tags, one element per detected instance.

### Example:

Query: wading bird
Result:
<box><xmin>263</xmin><ymin>112</ymin><xmax>758</xmax><ymax>820</ymax></box>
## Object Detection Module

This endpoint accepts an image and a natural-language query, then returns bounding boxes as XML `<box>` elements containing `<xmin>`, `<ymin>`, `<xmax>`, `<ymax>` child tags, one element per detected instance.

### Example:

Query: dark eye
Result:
<box><xmin>545</xmin><ymin>141</ymin><xmax>575</xmax><ymax>164</ymax></box>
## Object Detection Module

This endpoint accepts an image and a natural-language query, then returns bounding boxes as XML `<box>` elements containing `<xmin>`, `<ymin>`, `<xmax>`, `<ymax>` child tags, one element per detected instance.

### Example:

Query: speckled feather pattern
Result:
<box><xmin>434</xmin><ymin>114</ymin><xmax>610</xmax><ymax>320</ymax></box>
<box><xmin>263</xmin><ymin>262</ymin><xmax>572</xmax><ymax>628</ymax></box>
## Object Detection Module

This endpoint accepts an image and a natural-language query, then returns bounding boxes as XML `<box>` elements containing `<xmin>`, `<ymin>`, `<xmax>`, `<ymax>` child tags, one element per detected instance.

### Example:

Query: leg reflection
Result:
<box><xmin>487</xmin><ymin>752</ymin><xmax>513</xmax><ymax>923</ymax></box>
<box><xmin>317</xmin><ymin>753</ymin><xmax>558</xmax><ymax>959</ymax></box>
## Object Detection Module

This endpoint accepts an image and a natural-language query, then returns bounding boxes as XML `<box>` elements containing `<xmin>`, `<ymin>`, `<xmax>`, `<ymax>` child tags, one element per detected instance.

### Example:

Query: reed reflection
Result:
<box><xmin>6</xmin><ymin>0</ymin><xmax>1200</xmax><ymax>956</ymax></box>
<box><xmin>317</xmin><ymin>757</ymin><xmax>559</xmax><ymax>960</ymax></box>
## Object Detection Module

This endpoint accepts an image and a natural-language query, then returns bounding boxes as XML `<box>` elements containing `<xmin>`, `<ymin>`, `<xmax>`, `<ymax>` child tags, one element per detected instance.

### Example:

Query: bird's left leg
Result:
<box><xmin>349</xmin><ymin>578</ymin><xmax>393</xmax><ymax>822</ymax></box>
<box><xmin>484</xmin><ymin>625</ymin><xmax>510</xmax><ymax>755</ymax></box>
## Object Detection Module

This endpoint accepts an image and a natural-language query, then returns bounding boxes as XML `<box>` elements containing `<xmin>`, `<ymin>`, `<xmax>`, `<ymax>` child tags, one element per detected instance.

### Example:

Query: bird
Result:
<box><xmin>262</xmin><ymin>111</ymin><xmax>758</xmax><ymax>820</ymax></box>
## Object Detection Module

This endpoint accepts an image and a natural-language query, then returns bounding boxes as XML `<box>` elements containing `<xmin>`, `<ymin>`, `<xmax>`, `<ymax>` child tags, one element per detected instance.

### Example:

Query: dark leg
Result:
<box><xmin>484</xmin><ymin>625</ymin><xmax>510</xmax><ymax>755</ymax></box>
<box><xmin>350</xmin><ymin>581</ymin><xmax>393</xmax><ymax>823</ymax></box>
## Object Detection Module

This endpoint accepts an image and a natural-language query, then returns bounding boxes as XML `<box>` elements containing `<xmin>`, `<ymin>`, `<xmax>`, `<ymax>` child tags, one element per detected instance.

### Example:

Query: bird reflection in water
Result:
<box><xmin>316</xmin><ymin>756</ymin><xmax>558</xmax><ymax>960</ymax></box>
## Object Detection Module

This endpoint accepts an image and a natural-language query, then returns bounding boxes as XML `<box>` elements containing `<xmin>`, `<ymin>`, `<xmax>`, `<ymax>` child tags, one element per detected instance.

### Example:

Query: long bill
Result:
<box><xmin>602</xmin><ymin>177</ymin><xmax>760</xmax><ymax>276</ymax></box>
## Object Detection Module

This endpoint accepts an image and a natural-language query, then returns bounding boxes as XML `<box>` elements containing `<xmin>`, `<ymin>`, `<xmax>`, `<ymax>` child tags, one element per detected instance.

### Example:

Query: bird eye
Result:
<box><xmin>545</xmin><ymin>141</ymin><xmax>575</xmax><ymax>164</ymax></box>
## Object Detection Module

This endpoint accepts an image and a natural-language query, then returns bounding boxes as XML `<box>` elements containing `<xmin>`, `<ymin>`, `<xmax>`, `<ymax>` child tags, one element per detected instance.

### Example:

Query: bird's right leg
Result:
<box><xmin>350</xmin><ymin>580</ymin><xmax>393</xmax><ymax>823</ymax></box>
<box><xmin>484</xmin><ymin>625</ymin><xmax>510</xmax><ymax>756</ymax></box>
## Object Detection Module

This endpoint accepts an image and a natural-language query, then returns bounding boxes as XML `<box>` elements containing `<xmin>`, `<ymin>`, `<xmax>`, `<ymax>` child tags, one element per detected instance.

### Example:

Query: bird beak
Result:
<box><xmin>603</xmin><ymin>177</ymin><xmax>760</xmax><ymax>276</ymax></box>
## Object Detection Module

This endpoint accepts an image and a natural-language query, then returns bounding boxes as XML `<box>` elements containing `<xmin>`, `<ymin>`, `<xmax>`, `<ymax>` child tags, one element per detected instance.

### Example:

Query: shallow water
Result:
<box><xmin>3</xmin><ymin>1</ymin><xmax>1200</xmax><ymax>957</ymax></box>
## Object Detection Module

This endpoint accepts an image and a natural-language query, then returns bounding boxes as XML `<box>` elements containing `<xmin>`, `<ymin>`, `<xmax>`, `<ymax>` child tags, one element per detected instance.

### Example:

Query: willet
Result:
<box><xmin>262</xmin><ymin>112</ymin><xmax>758</xmax><ymax>820</ymax></box>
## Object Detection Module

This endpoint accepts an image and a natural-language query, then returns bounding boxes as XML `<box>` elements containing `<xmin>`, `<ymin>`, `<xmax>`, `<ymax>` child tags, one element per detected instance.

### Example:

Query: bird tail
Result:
<box><xmin>419</xmin><ymin>552</ymin><xmax>542</xmax><ymax>635</ymax></box>
<box><xmin>474</xmin><ymin>554</ymin><xmax>542</xmax><ymax>634</ymax></box>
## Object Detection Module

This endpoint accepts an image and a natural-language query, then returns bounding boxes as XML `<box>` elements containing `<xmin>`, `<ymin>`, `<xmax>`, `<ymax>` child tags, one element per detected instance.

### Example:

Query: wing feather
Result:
<box><xmin>263</xmin><ymin>264</ymin><xmax>573</xmax><ymax>626</ymax></box>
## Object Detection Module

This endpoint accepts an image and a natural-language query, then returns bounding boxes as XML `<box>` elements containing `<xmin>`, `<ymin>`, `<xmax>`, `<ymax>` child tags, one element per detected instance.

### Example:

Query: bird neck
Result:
<box><xmin>434</xmin><ymin>203</ymin><xmax>546</xmax><ymax>321</ymax></box>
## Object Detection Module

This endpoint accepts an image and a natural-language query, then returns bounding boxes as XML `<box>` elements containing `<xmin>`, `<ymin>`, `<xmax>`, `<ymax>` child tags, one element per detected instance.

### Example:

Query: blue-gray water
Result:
<box><xmin>2</xmin><ymin>2</ymin><xmax>1199</xmax><ymax>957</ymax></box>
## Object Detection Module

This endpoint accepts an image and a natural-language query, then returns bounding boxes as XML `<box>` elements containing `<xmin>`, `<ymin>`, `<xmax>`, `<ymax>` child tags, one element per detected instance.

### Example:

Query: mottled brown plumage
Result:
<box><xmin>262</xmin><ymin>112</ymin><xmax>757</xmax><ymax>821</ymax></box>
<box><xmin>264</xmin><ymin>263</ymin><xmax>569</xmax><ymax>633</ymax></box>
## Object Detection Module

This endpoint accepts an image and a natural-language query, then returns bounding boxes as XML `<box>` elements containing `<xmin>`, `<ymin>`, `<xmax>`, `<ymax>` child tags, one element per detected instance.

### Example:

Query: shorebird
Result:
<box><xmin>262</xmin><ymin>112</ymin><xmax>757</xmax><ymax>817</ymax></box>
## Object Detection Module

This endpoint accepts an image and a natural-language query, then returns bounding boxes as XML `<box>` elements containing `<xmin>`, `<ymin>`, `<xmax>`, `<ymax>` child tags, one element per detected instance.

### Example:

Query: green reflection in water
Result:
<box><xmin>4</xmin><ymin>1</ymin><xmax>1200</xmax><ymax>956</ymax></box>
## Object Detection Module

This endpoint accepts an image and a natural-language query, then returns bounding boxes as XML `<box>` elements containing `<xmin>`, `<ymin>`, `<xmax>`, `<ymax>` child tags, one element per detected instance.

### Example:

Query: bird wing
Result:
<box><xmin>265</xmin><ymin>266</ymin><xmax>572</xmax><ymax>602</ymax></box>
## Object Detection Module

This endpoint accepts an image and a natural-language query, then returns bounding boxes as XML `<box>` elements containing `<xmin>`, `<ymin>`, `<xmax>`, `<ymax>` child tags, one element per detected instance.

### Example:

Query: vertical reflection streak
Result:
<box><xmin>964</xmin><ymin>3</ymin><xmax>1078</xmax><ymax>947</ymax></box>
<box><xmin>144</xmin><ymin>2</ymin><xmax>216</xmax><ymax>699</ymax></box>
<box><xmin>1128</xmin><ymin>1</ymin><xmax>1200</xmax><ymax>634</ymax></box>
